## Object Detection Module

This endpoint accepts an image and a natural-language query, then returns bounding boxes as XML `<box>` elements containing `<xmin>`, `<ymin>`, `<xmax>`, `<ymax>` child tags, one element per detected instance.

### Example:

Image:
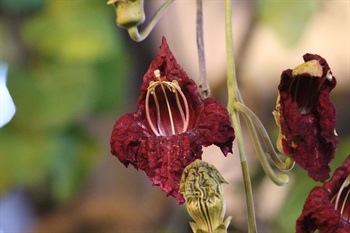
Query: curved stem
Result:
<box><xmin>236</xmin><ymin>105</ymin><xmax>291</xmax><ymax>185</ymax></box>
<box><xmin>128</xmin><ymin>0</ymin><xmax>174</xmax><ymax>42</ymax></box>
<box><xmin>225</xmin><ymin>0</ymin><xmax>257</xmax><ymax>232</ymax></box>
<box><xmin>234</xmin><ymin>102</ymin><xmax>295</xmax><ymax>172</ymax></box>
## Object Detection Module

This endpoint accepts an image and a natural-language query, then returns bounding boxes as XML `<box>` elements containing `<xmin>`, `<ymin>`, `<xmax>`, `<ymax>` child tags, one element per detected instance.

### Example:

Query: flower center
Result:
<box><xmin>289</xmin><ymin>60</ymin><xmax>331</xmax><ymax>114</ymax></box>
<box><xmin>333</xmin><ymin>174</ymin><xmax>350</xmax><ymax>223</ymax></box>
<box><xmin>145</xmin><ymin>70</ymin><xmax>190</xmax><ymax>136</ymax></box>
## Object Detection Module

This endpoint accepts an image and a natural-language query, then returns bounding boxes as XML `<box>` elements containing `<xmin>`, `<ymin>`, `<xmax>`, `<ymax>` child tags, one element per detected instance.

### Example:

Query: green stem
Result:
<box><xmin>128</xmin><ymin>0</ymin><xmax>174</xmax><ymax>42</ymax></box>
<box><xmin>224</xmin><ymin>0</ymin><xmax>257</xmax><ymax>232</ymax></box>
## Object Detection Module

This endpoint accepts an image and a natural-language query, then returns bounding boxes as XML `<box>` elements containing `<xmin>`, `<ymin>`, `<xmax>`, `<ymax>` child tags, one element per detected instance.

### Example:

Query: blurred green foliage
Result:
<box><xmin>0</xmin><ymin>0</ymin><xmax>130</xmax><ymax>203</ymax></box>
<box><xmin>255</xmin><ymin>0</ymin><xmax>319</xmax><ymax>45</ymax></box>
<box><xmin>0</xmin><ymin>0</ymin><xmax>45</xmax><ymax>13</ymax></box>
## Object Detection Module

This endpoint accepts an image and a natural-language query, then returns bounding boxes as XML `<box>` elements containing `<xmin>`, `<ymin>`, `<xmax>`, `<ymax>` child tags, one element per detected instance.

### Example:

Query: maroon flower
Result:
<box><xmin>110</xmin><ymin>37</ymin><xmax>235</xmax><ymax>204</ymax></box>
<box><xmin>296</xmin><ymin>155</ymin><xmax>350</xmax><ymax>233</ymax></box>
<box><xmin>273</xmin><ymin>54</ymin><xmax>339</xmax><ymax>182</ymax></box>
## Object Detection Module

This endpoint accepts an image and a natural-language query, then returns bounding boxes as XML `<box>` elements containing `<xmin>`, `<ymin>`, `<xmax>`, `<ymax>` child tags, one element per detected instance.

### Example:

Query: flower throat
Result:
<box><xmin>289</xmin><ymin>60</ymin><xmax>332</xmax><ymax>114</ymax></box>
<box><xmin>145</xmin><ymin>69</ymin><xmax>190</xmax><ymax>136</ymax></box>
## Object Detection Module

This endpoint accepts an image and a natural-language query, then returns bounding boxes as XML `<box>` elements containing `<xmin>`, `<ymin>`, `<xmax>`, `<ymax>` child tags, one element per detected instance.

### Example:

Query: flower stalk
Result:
<box><xmin>196</xmin><ymin>0</ymin><xmax>210</xmax><ymax>99</ymax></box>
<box><xmin>224</xmin><ymin>0</ymin><xmax>257</xmax><ymax>232</ymax></box>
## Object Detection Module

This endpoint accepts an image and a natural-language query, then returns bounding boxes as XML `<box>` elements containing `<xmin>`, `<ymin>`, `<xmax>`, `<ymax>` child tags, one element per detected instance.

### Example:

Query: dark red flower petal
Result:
<box><xmin>277</xmin><ymin>54</ymin><xmax>339</xmax><ymax>182</ymax></box>
<box><xmin>110</xmin><ymin>113</ymin><xmax>143</xmax><ymax>168</ymax></box>
<box><xmin>296</xmin><ymin>187</ymin><xmax>339</xmax><ymax>233</ymax></box>
<box><xmin>110</xmin><ymin>37</ymin><xmax>235</xmax><ymax>204</ymax></box>
<box><xmin>296</xmin><ymin>155</ymin><xmax>350</xmax><ymax>233</ymax></box>
<box><xmin>196</xmin><ymin>97</ymin><xmax>234</xmax><ymax>155</ymax></box>
<box><xmin>137</xmin><ymin>133</ymin><xmax>203</xmax><ymax>203</ymax></box>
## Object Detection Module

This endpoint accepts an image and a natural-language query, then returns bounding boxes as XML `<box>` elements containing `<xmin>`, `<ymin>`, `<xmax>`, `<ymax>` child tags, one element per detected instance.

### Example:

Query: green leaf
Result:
<box><xmin>21</xmin><ymin>0</ymin><xmax>119</xmax><ymax>63</ymax></box>
<box><xmin>0</xmin><ymin>127</ymin><xmax>56</xmax><ymax>193</ymax></box>
<box><xmin>49</xmin><ymin>127</ymin><xmax>98</xmax><ymax>203</ymax></box>
<box><xmin>92</xmin><ymin>53</ymin><xmax>131</xmax><ymax>114</ymax></box>
<box><xmin>8</xmin><ymin>64</ymin><xmax>95</xmax><ymax>131</ymax></box>
<box><xmin>0</xmin><ymin>0</ymin><xmax>45</xmax><ymax>13</ymax></box>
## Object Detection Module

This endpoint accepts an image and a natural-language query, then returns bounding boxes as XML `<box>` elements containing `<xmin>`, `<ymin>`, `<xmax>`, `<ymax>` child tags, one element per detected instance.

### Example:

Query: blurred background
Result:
<box><xmin>0</xmin><ymin>0</ymin><xmax>349</xmax><ymax>232</ymax></box>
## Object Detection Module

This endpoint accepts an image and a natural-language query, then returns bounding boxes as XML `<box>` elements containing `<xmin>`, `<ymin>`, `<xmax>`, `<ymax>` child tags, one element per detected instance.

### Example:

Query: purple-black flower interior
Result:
<box><xmin>289</xmin><ymin>73</ymin><xmax>326</xmax><ymax>114</ymax></box>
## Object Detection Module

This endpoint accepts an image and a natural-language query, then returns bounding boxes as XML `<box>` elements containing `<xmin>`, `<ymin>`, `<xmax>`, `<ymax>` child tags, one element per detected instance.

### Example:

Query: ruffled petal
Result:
<box><xmin>277</xmin><ymin>54</ymin><xmax>338</xmax><ymax>181</ymax></box>
<box><xmin>137</xmin><ymin>133</ymin><xmax>203</xmax><ymax>204</ymax></box>
<box><xmin>196</xmin><ymin>98</ymin><xmax>235</xmax><ymax>155</ymax></box>
<box><xmin>110</xmin><ymin>113</ymin><xmax>143</xmax><ymax>168</ymax></box>
<box><xmin>296</xmin><ymin>156</ymin><xmax>350</xmax><ymax>233</ymax></box>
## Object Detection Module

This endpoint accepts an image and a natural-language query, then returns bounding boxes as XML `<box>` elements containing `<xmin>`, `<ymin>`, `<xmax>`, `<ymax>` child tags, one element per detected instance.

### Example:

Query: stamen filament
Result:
<box><xmin>174</xmin><ymin>88</ymin><xmax>186</xmax><ymax>129</ymax></box>
<box><xmin>335</xmin><ymin>175</ymin><xmax>350</xmax><ymax>215</ymax></box>
<box><xmin>152</xmin><ymin>90</ymin><xmax>165</xmax><ymax>136</ymax></box>
<box><xmin>173</xmin><ymin>82</ymin><xmax>190</xmax><ymax>133</ymax></box>
<box><xmin>154</xmin><ymin>70</ymin><xmax>176</xmax><ymax>135</ymax></box>
<box><xmin>341</xmin><ymin>188</ymin><xmax>349</xmax><ymax>219</ymax></box>
<box><xmin>145</xmin><ymin>85</ymin><xmax>161</xmax><ymax>136</ymax></box>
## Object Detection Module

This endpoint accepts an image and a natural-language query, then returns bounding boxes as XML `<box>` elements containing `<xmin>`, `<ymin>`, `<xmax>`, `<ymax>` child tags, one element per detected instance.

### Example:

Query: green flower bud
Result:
<box><xmin>108</xmin><ymin>0</ymin><xmax>145</xmax><ymax>29</ymax></box>
<box><xmin>179</xmin><ymin>160</ymin><xmax>232</xmax><ymax>233</ymax></box>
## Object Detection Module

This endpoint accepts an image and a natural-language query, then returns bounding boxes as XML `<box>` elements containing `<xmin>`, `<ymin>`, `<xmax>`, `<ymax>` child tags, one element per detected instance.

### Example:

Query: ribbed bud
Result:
<box><xmin>179</xmin><ymin>160</ymin><xmax>231</xmax><ymax>233</ymax></box>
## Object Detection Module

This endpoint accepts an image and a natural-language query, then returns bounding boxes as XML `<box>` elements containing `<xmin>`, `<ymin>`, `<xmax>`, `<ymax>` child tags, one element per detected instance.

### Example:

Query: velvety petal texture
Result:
<box><xmin>276</xmin><ymin>53</ymin><xmax>339</xmax><ymax>182</ymax></box>
<box><xmin>110</xmin><ymin>37</ymin><xmax>235</xmax><ymax>204</ymax></box>
<box><xmin>296</xmin><ymin>155</ymin><xmax>350</xmax><ymax>233</ymax></box>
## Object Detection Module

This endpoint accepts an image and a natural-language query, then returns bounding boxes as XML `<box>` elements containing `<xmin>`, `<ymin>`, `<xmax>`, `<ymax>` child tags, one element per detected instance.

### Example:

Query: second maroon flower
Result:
<box><xmin>274</xmin><ymin>54</ymin><xmax>339</xmax><ymax>182</ymax></box>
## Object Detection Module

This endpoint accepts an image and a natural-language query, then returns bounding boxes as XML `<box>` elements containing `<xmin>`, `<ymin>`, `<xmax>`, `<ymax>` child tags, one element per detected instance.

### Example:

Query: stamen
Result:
<box><xmin>335</xmin><ymin>175</ymin><xmax>350</xmax><ymax>221</ymax></box>
<box><xmin>174</xmin><ymin>84</ymin><xmax>186</xmax><ymax>126</ymax></box>
<box><xmin>152</xmin><ymin>87</ymin><xmax>165</xmax><ymax>135</ymax></box>
<box><xmin>172</xmin><ymin>81</ymin><xmax>190</xmax><ymax>132</ymax></box>
<box><xmin>154</xmin><ymin>70</ymin><xmax>176</xmax><ymax>135</ymax></box>
<box><xmin>145</xmin><ymin>70</ymin><xmax>190</xmax><ymax>136</ymax></box>
<box><xmin>145</xmin><ymin>82</ymin><xmax>160</xmax><ymax>136</ymax></box>
<box><xmin>341</xmin><ymin>188</ymin><xmax>350</xmax><ymax>221</ymax></box>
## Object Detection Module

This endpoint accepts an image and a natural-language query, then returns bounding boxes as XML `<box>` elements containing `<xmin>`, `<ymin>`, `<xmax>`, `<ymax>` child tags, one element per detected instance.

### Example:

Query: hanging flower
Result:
<box><xmin>296</xmin><ymin>155</ymin><xmax>350</xmax><ymax>233</ymax></box>
<box><xmin>110</xmin><ymin>37</ymin><xmax>235</xmax><ymax>204</ymax></box>
<box><xmin>273</xmin><ymin>54</ymin><xmax>339</xmax><ymax>182</ymax></box>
